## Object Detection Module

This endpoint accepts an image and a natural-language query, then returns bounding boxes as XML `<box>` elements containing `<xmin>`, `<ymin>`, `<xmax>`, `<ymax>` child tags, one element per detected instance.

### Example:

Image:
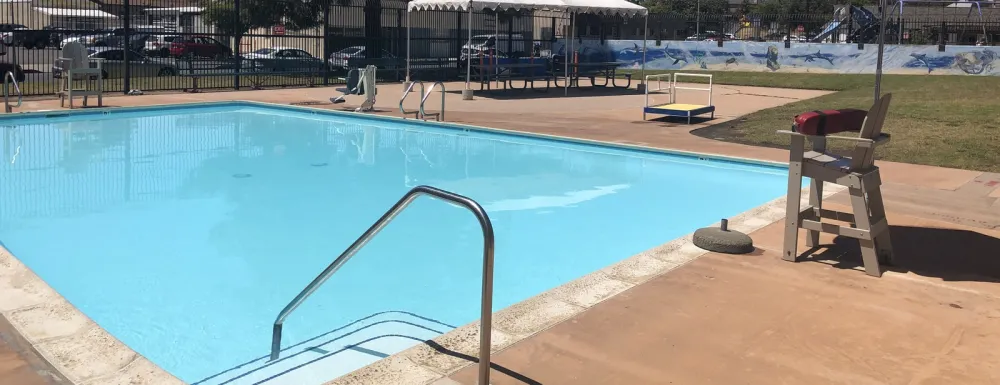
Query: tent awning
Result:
<box><xmin>407</xmin><ymin>0</ymin><xmax>647</xmax><ymax>16</ymax></box>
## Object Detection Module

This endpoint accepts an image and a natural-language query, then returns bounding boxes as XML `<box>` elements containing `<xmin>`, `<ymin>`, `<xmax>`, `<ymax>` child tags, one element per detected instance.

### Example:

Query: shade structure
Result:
<box><xmin>407</xmin><ymin>0</ymin><xmax>647</xmax><ymax>16</ymax></box>
<box><xmin>406</xmin><ymin>0</ymin><xmax>648</xmax><ymax>100</ymax></box>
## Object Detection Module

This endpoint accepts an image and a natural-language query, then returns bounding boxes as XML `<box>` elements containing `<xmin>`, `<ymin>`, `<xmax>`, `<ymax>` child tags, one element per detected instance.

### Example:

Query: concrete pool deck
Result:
<box><xmin>3</xmin><ymin>83</ymin><xmax>1000</xmax><ymax>385</ymax></box>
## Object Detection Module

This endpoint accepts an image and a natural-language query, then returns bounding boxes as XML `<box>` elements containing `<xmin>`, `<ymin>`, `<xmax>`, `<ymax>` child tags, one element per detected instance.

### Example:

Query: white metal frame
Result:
<box><xmin>671</xmin><ymin>73</ymin><xmax>713</xmax><ymax>107</ymax></box>
<box><xmin>643</xmin><ymin>73</ymin><xmax>672</xmax><ymax>111</ymax></box>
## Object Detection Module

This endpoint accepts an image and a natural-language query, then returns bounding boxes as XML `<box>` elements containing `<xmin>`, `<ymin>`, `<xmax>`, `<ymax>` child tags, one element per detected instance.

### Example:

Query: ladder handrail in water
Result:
<box><xmin>270</xmin><ymin>185</ymin><xmax>495</xmax><ymax>385</ymax></box>
<box><xmin>399</xmin><ymin>81</ymin><xmax>424</xmax><ymax>119</ymax></box>
<box><xmin>419</xmin><ymin>81</ymin><xmax>445</xmax><ymax>121</ymax></box>
<box><xmin>3</xmin><ymin>71</ymin><xmax>22</xmax><ymax>113</ymax></box>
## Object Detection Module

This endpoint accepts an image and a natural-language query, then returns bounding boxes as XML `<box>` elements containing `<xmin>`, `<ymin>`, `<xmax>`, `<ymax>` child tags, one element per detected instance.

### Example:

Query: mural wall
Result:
<box><xmin>552</xmin><ymin>39</ymin><xmax>999</xmax><ymax>76</ymax></box>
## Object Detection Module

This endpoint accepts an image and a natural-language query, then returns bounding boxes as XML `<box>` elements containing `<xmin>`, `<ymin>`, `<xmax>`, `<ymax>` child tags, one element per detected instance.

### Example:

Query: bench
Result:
<box><xmin>177</xmin><ymin>59</ymin><xmax>324</xmax><ymax>92</ymax></box>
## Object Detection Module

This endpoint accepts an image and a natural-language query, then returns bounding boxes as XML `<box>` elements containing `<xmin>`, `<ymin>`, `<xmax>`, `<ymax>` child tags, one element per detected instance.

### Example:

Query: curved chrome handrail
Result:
<box><xmin>270</xmin><ymin>185</ymin><xmax>495</xmax><ymax>385</ymax></box>
<box><xmin>4</xmin><ymin>71</ymin><xmax>22</xmax><ymax>113</ymax></box>
<box><xmin>419</xmin><ymin>81</ymin><xmax>445</xmax><ymax>121</ymax></box>
<box><xmin>399</xmin><ymin>80</ymin><xmax>424</xmax><ymax>119</ymax></box>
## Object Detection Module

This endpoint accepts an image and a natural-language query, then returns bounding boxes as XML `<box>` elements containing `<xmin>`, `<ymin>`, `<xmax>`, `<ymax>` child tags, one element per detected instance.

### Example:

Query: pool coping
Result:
<box><xmin>0</xmin><ymin>101</ymin><xmax>825</xmax><ymax>385</ymax></box>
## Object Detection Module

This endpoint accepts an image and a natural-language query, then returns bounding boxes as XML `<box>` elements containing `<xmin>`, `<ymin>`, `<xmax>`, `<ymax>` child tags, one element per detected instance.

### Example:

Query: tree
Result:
<box><xmin>201</xmin><ymin>0</ymin><xmax>331</xmax><ymax>53</ymax></box>
<box><xmin>640</xmin><ymin>0</ymin><xmax>729</xmax><ymax>16</ymax></box>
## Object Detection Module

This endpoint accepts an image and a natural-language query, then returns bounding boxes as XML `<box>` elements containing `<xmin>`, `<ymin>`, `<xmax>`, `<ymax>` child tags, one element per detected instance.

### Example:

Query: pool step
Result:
<box><xmin>196</xmin><ymin>311</ymin><xmax>451</xmax><ymax>385</ymax></box>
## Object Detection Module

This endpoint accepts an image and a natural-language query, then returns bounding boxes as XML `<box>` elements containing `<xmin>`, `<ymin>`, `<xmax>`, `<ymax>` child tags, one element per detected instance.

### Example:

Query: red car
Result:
<box><xmin>169</xmin><ymin>36</ymin><xmax>232</xmax><ymax>59</ymax></box>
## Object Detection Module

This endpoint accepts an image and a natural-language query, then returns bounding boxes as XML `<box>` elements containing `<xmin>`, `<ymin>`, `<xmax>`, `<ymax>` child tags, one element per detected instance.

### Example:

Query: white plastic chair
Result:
<box><xmin>56</xmin><ymin>42</ymin><xmax>103</xmax><ymax>108</ymax></box>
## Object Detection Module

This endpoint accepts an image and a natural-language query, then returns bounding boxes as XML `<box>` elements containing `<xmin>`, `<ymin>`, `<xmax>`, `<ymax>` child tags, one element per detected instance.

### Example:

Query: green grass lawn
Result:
<box><xmin>625</xmin><ymin>70</ymin><xmax>1000</xmax><ymax>173</ymax></box>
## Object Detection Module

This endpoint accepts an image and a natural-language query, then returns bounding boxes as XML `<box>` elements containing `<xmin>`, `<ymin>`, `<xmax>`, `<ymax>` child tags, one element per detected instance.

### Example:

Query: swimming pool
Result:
<box><xmin>1</xmin><ymin>103</ymin><xmax>792</xmax><ymax>384</ymax></box>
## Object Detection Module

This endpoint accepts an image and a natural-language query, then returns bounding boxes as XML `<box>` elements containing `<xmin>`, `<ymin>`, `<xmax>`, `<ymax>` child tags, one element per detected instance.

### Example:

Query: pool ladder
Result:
<box><xmin>4</xmin><ymin>71</ymin><xmax>22</xmax><ymax>113</ymax></box>
<box><xmin>269</xmin><ymin>185</ymin><xmax>495</xmax><ymax>385</ymax></box>
<box><xmin>399</xmin><ymin>81</ymin><xmax>445</xmax><ymax>121</ymax></box>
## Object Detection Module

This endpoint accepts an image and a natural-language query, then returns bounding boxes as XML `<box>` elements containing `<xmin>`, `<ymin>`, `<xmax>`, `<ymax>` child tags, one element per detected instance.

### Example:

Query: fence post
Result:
<box><xmin>234</xmin><ymin>0</ymin><xmax>242</xmax><ymax>90</ymax></box>
<box><xmin>938</xmin><ymin>21</ymin><xmax>946</xmax><ymax>51</ymax></box>
<box><xmin>323</xmin><ymin>3</ymin><xmax>331</xmax><ymax>86</ymax></box>
<box><xmin>456</xmin><ymin>11</ymin><xmax>463</xmax><ymax>73</ymax></box>
<box><xmin>123</xmin><ymin>0</ymin><xmax>131</xmax><ymax>94</ymax></box>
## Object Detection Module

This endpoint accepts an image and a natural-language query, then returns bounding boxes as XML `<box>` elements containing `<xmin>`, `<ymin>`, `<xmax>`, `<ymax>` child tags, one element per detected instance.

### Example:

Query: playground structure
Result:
<box><xmin>642</xmin><ymin>73</ymin><xmax>715</xmax><ymax>124</ymax></box>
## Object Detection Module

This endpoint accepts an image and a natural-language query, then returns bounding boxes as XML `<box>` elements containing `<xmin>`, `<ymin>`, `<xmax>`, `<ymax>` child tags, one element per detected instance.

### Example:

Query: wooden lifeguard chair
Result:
<box><xmin>777</xmin><ymin>94</ymin><xmax>894</xmax><ymax>277</ymax></box>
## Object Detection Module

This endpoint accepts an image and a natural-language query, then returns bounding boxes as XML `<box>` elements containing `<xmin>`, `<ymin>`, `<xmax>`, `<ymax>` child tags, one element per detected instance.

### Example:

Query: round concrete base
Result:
<box><xmin>636</xmin><ymin>83</ymin><xmax>646</xmax><ymax>93</ymax></box>
<box><xmin>693</xmin><ymin>227</ymin><xmax>754</xmax><ymax>254</ymax></box>
<box><xmin>402</xmin><ymin>81</ymin><xmax>413</xmax><ymax>92</ymax></box>
<box><xmin>462</xmin><ymin>89</ymin><xmax>474</xmax><ymax>100</ymax></box>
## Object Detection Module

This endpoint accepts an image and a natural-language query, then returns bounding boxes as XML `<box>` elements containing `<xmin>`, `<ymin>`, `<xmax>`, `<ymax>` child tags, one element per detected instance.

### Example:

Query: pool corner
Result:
<box><xmin>0</xmin><ymin>245</ymin><xmax>184</xmax><ymax>385</ymax></box>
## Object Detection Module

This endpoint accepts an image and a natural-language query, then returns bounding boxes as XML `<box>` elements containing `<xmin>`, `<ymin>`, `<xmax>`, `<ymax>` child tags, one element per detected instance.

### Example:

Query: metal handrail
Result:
<box><xmin>644</xmin><ymin>74</ymin><xmax>671</xmax><ymax>109</ymax></box>
<box><xmin>4</xmin><ymin>71</ymin><xmax>22</xmax><ymax>113</ymax></box>
<box><xmin>419</xmin><ymin>81</ymin><xmax>446</xmax><ymax>121</ymax></box>
<box><xmin>270</xmin><ymin>185</ymin><xmax>495</xmax><ymax>385</ymax></box>
<box><xmin>399</xmin><ymin>80</ymin><xmax>424</xmax><ymax>119</ymax></box>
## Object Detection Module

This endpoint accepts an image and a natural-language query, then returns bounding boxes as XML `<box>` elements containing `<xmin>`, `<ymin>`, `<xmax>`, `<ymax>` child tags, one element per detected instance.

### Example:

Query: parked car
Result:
<box><xmin>145</xmin><ymin>35</ymin><xmax>180</xmax><ymax>57</ymax></box>
<box><xmin>0</xmin><ymin>24</ymin><xmax>52</xmax><ymax>49</ymax></box>
<box><xmin>328</xmin><ymin>46</ymin><xmax>397</xmax><ymax>71</ymax></box>
<box><xmin>60</xmin><ymin>26</ymin><xmax>164</xmax><ymax>50</ymax></box>
<box><xmin>461</xmin><ymin>34</ymin><xmax>525</xmax><ymax>59</ymax></box>
<box><xmin>169</xmin><ymin>36</ymin><xmax>231</xmax><ymax>59</ymax></box>
<box><xmin>243</xmin><ymin>47</ymin><xmax>327</xmax><ymax>72</ymax></box>
<box><xmin>92</xmin><ymin>33</ymin><xmax>151</xmax><ymax>52</ymax></box>
<box><xmin>0</xmin><ymin>62</ymin><xmax>25</xmax><ymax>82</ymax></box>
<box><xmin>52</xmin><ymin>47</ymin><xmax>177</xmax><ymax>79</ymax></box>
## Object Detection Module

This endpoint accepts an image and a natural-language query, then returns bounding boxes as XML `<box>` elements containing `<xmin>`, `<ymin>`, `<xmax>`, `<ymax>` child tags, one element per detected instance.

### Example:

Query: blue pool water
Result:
<box><xmin>0</xmin><ymin>103</ymin><xmax>791</xmax><ymax>384</ymax></box>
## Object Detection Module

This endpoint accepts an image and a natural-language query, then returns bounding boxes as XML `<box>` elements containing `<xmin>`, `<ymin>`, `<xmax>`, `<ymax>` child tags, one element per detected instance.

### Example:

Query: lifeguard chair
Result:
<box><xmin>777</xmin><ymin>94</ymin><xmax>894</xmax><ymax>277</ymax></box>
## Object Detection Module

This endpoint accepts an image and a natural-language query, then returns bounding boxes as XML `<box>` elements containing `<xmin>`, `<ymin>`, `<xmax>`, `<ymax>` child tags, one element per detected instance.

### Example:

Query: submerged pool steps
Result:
<box><xmin>270</xmin><ymin>185</ymin><xmax>495</xmax><ymax>385</ymax></box>
<box><xmin>198</xmin><ymin>311</ymin><xmax>449</xmax><ymax>385</ymax></box>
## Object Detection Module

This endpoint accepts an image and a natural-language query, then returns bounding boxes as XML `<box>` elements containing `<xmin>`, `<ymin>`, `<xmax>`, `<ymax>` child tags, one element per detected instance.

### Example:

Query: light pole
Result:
<box><xmin>696</xmin><ymin>0</ymin><xmax>701</xmax><ymax>36</ymax></box>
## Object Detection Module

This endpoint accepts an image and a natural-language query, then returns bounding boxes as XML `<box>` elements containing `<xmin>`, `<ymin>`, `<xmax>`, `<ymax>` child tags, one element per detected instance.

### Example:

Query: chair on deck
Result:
<box><xmin>778</xmin><ymin>94</ymin><xmax>894</xmax><ymax>277</ymax></box>
<box><xmin>331</xmin><ymin>65</ymin><xmax>377</xmax><ymax>112</ymax></box>
<box><xmin>56</xmin><ymin>42</ymin><xmax>103</xmax><ymax>108</ymax></box>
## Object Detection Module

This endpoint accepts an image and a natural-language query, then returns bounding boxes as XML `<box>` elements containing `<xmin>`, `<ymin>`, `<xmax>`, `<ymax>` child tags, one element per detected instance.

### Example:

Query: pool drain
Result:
<box><xmin>310</xmin><ymin>162</ymin><xmax>328</xmax><ymax>167</ymax></box>
<box><xmin>692</xmin><ymin>219</ymin><xmax>754</xmax><ymax>254</ymax></box>
<box><xmin>232</xmin><ymin>173</ymin><xmax>252</xmax><ymax>179</ymax></box>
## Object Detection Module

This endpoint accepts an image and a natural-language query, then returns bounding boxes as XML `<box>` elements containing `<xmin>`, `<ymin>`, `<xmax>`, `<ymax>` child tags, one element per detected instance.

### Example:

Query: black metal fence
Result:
<box><xmin>1</xmin><ymin>0</ymin><xmax>997</xmax><ymax>96</ymax></box>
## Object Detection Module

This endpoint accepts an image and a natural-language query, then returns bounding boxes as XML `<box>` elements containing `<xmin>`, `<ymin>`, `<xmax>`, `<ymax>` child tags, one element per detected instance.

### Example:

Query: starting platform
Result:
<box><xmin>643</xmin><ymin>73</ymin><xmax>715</xmax><ymax>124</ymax></box>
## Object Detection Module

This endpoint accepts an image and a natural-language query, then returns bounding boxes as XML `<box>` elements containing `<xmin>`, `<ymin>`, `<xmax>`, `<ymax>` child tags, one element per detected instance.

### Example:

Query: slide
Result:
<box><xmin>810</xmin><ymin>6</ymin><xmax>849</xmax><ymax>43</ymax></box>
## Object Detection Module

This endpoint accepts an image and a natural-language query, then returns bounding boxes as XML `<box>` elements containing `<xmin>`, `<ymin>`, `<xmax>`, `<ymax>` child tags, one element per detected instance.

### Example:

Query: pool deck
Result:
<box><xmin>4</xmin><ymin>83</ymin><xmax>1000</xmax><ymax>385</ymax></box>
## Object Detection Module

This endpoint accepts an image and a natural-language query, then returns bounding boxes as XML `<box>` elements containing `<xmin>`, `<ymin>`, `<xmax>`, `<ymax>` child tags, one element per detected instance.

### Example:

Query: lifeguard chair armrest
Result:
<box><xmin>777</xmin><ymin>131</ymin><xmax>891</xmax><ymax>147</ymax></box>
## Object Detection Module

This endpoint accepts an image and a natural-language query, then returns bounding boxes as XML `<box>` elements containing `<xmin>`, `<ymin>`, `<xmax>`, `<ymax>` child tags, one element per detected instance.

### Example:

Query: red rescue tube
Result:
<box><xmin>793</xmin><ymin>109</ymin><xmax>868</xmax><ymax>136</ymax></box>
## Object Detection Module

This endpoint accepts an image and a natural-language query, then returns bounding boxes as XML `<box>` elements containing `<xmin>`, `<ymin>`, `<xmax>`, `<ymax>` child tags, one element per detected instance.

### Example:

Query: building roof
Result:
<box><xmin>34</xmin><ymin>7</ymin><xmax>116</xmax><ymax>17</ymax></box>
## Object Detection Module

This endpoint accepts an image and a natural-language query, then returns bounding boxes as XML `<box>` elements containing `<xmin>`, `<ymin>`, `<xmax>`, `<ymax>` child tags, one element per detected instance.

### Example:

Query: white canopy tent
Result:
<box><xmin>406</xmin><ymin>0</ymin><xmax>648</xmax><ymax>98</ymax></box>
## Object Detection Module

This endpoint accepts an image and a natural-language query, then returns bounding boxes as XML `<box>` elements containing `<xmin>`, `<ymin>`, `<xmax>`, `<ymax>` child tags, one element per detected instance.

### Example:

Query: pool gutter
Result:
<box><xmin>0</xmin><ymin>101</ymin><xmax>823</xmax><ymax>385</ymax></box>
<box><xmin>0</xmin><ymin>246</ymin><xmax>185</xmax><ymax>385</ymax></box>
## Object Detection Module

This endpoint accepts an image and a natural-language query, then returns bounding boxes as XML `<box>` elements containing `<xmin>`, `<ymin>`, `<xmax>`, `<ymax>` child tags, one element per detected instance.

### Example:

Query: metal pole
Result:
<box><xmin>874</xmin><ymin>0</ymin><xmax>887</xmax><ymax>100</ymax></box>
<box><xmin>466</xmin><ymin>6</ymin><xmax>472</xmax><ymax>91</ymax></box>
<box><xmin>123</xmin><ymin>0</ymin><xmax>131</xmax><ymax>94</ymax></box>
<box><xmin>7</xmin><ymin>1</ymin><xmax>16</xmax><ymax>67</ymax></box>
<box><xmin>641</xmin><ymin>14</ymin><xmax>647</xmax><ymax>89</ymax></box>
<box><xmin>406</xmin><ymin>10</ymin><xmax>411</xmax><ymax>83</ymax></box>
<box><xmin>696</xmin><ymin>0</ymin><xmax>701</xmax><ymax>36</ymax></box>
<box><xmin>565</xmin><ymin>13</ymin><xmax>573</xmax><ymax>96</ymax></box>
<box><xmin>494</xmin><ymin>13</ymin><xmax>499</xmax><ymax>89</ymax></box>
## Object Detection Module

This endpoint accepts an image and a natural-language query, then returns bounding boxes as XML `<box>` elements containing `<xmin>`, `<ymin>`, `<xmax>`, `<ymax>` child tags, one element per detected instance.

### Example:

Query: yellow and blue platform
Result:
<box><xmin>643</xmin><ymin>73</ymin><xmax>715</xmax><ymax>124</ymax></box>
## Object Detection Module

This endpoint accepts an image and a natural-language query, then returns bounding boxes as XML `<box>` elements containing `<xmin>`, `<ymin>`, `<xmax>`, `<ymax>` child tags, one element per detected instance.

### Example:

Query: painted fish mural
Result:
<box><xmin>553</xmin><ymin>39</ymin><xmax>1000</xmax><ymax>76</ymax></box>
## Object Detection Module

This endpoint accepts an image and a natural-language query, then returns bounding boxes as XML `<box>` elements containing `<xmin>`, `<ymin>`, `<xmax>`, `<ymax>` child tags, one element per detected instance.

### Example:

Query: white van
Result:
<box><xmin>461</xmin><ymin>34</ymin><xmax>525</xmax><ymax>58</ymax></box>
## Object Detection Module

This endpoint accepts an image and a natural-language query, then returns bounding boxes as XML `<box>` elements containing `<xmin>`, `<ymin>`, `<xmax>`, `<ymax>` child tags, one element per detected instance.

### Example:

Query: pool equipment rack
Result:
<box><xmin>643</xmin><ymin>73</ymin><xmax>715</xmax><ymax>124</ymax></box>
<box><xmin>270</xmin><ymin>185</ymin><xmax>495</xmax><ymax>385</ymax></box>
<box><xmin>3</xmin><ymin>71</ymin><xmax>22</xmax><ymax>113</ymax></box>
<box><xmin>400</xmin><ymin>80</ymin><xmax>447</xmax><ymax>121</ymax></box>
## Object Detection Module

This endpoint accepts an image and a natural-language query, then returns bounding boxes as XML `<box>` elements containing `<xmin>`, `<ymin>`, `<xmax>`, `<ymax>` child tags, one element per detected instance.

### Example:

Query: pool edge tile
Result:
<box><xmin>322</xmin><ymin>185</ymin><xmax>848</xmax><ymax>385</ymax></box>
<box><xmin>0</xmin><ymin>245</ymin><xmax>184</xmax><ymax>385</ymax></box>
